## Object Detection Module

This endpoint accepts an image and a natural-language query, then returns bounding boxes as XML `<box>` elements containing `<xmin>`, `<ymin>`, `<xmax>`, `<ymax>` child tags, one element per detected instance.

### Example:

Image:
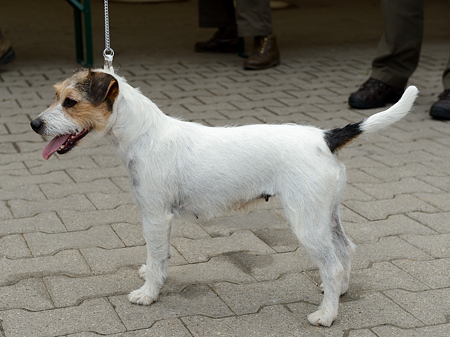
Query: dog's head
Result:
<box><xmin>30</xmin><ymin>69</ymin><xmax>119</xmax><ymax>159</ymax></box>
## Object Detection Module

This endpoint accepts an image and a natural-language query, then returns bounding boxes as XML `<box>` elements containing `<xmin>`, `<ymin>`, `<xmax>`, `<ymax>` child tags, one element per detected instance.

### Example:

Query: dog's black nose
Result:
<box><xmin>30</xmin><ymin>118</ymin><xmax>43</xmax><ymax>133</ymax></box>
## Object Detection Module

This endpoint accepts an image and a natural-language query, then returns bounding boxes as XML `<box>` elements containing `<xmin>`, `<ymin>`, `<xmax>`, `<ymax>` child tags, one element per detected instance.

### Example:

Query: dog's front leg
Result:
<box><xmin>128</xmin><ymin>212</ymin><xmax>173</xmax><ymax>305</ymax></box>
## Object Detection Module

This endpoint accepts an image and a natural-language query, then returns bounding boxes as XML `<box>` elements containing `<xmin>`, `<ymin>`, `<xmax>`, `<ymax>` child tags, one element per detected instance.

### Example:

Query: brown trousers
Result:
<box><xmin>371</xmin><ymin>0</ymin><xmax>450</xmax><ymax>89</ymax></box>
<box><xmin>198</xmin><ymin>0</ymin><xmax>272</xmax><ymax>37</ymax></box>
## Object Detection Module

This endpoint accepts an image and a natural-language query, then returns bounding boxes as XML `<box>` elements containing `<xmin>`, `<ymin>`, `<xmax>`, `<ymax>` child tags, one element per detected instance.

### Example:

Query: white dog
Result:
<box><xmin>30</xmin><ymin>69</ymin><xmax>418</xmax><ymax>326</ymax></box>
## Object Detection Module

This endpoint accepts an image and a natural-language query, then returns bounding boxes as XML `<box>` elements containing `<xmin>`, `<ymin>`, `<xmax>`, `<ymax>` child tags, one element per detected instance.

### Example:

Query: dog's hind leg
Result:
<box><xmin>129</xmin><ymin>212</ymin><xmax>173</xmax><ymax>305</ymax></box>
<box><xmin>284</xmin><ymin>206</ymin><xmax>343</xmax><ymax>327</ymax></box>
<box><xmin>331</xmin><ymin>204</ymin><xmax>355</xmax><ymax>295</ymax></box>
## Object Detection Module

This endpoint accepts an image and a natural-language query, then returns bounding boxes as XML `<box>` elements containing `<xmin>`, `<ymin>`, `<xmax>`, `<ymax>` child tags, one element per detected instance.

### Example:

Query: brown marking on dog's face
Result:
<box><xmin>51</xmin><ymin>69</ymin><xmax>119</xmax><ymax>132</ymax></box>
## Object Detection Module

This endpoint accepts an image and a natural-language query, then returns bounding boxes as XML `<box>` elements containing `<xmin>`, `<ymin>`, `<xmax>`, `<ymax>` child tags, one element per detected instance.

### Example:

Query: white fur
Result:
<box><xmin>360</xmin><ymin>86</ymin><xmax>418</xmax><ymax>133</ymax></box>
<box><xmin>36</xmin><ymin>103</ymin><xmax>80</xmax><ymax>137</ymax></box>
<box><xmin>36</xmin><ymin>69</ymin><xmax>418</xmax><ymax>327</ymax></box>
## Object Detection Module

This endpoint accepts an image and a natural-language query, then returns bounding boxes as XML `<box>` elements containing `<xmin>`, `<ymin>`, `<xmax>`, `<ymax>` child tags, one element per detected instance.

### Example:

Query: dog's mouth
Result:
<box><xmin>42</xmin><ymin>128</ymin><xmax>90</xmax><ymax>160</ymax></box>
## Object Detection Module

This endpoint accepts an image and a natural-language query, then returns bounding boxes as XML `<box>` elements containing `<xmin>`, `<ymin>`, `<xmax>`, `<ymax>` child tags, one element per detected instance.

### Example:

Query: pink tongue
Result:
<box><xmin>42</xmin><ymin>135</ymin><xmax>71</xmax><ymax>160</ymax></box>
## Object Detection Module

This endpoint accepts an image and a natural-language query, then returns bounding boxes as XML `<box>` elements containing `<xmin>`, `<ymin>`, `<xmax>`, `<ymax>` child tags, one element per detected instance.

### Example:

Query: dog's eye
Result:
<box><xmin>63</xmin><ymin>98</ymin><xmax>78</xmax><ymax>108</ymax></box>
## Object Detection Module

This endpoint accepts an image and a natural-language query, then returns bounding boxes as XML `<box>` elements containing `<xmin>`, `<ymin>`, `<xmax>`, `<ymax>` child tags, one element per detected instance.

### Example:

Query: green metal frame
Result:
<box><xmin>66</xmin><ymin>0</ymin><xmax>93</xmax><ymax>67</ymax></box>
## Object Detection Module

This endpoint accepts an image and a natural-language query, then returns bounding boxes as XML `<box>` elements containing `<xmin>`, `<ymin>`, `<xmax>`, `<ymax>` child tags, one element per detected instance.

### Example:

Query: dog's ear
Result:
<box><xmin>89</xmin><ymin>71</ymin><xmax>119</xmax><ymax>107</ymax></box>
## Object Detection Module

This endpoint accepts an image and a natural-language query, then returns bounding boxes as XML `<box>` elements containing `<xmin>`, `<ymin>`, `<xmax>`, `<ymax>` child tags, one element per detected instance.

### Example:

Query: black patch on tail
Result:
<box><xmin>324</xmin><ymin>122</ymin><xmax>363</xmax><ymax>153</ymax></box>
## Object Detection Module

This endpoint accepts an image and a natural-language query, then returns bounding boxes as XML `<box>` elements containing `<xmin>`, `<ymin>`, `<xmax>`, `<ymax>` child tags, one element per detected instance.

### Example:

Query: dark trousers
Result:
<box><xmin>198</xmin><ymin>0</ymin><xmax>272</xmax><ymax>37</ymax></box>
<box><xmin>371</xmin><ymin>0</ymin><xmax>450</xmax><ymax>89</ymax></box>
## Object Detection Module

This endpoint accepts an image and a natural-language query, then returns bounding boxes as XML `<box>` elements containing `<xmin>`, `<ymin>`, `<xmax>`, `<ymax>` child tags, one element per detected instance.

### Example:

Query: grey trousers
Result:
<box><xmin>371</xmin><ymin>0</ymin><xmax>450</xmax><ymax>89</ymax></box>
<box><xmin>198</xmin><ymin>0</ymin><xmax>272</xmax><ymax>37</ymax></box>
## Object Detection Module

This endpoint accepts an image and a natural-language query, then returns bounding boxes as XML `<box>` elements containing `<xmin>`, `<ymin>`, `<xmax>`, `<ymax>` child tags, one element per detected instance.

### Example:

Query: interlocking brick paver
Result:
<box><xmin>86</xmin><ymin>192</ymin><xmax>134</xmax><ymax>209</ymax></box>
<box><xmin>393</xmin><ymin>258</ymin><xmax>450</xmax><ymax>289</ymax></box>
<box><xmin>0</xmin><ymin>278</ymin><xmax>53</xmax><ymax>311</ymax></box>
<box><xmin>172</xmin><ymin>230</ymin><xmax>274</xmax><ymax>263</ymax></box>
<box><xmin>343</xmin><ymin>185</ymin><xmax>374</xmax><ymax>201</ymax></box>
<box><xmin>307</xmin><ymin>261</ymin><xmax>429</xmax><ymax>293</ymax></box>
<box><xmin>199</xmin><ymin>209</ymin><xmax>288</xmax><ymax>237</ymax></box>
<box><xmin>111</xmin><ymin>223</ymin><xmax>145</xmax><ymax>246</ymax></box>
<box><xmin>419</xmin><ymin>175</ymin><xmax>450</xmax><ymax>192</ymax></box>
<box><xmin>289</xmin><ymin>292</ymin><xmax>423</xmax><ymax>332</ymax></box>
<box><xmin>9</xmin><ymin>194</ymin><xmax>95</xmax><ymax>218</ymax></box>
<box><xmin>164</xmin><ymin>256</ymin><xmax>255</xmax><ymax>293</ymax></box>
<box><xmin>0</xmin><ymin>234</ymin><xmax>32</xmax><ymax>259</ymax></box>
<box><xmin>253</xmin><ymin>228</ymin><xmax>300</xmax><ymax>252</ymax></box>
<box><xmin>0</xmin><ymin>212</ymin><xmax>65</xmax><ymax>236</ymax></box>
<box><xmin>401</xmin><ymin>233</ymin><xmax>450</xmax><ymax>258</ymax></box>
<box><xmin>385</xmin><ymin>288</ymin><xmax>450</xmax><ymax>325</ymax></box>
<box><xmin>99</xmin><ymin>319</ymin><xmax>193</xmax><ymax>337</ymax></box>
<box><xmin>352</xmin><ymin>237</ymin><xmax>432</xmax><ymax>269</ymax></box>
<box><xmin>44</xmin><ymin>268</ymin><xmax>142</xmax><ymax>307</ymax></box>
<box><xmin>25</xmin><ymin>225</ymin><xmax>124</xmax><ymax>256</ymax></box>
<box><xmin>348</xmin><ymin>330</ymin><xmax>378</xmax><ymax>337</ymax></box>
<box><xmin>0</xmin><ymin>143</ymin><xmax>17</xmax><ymax>154</ymax></box>
<box><xmin>0</xmin><ymin>250</ymin><xmax>90</xmax><ymax>286</ymax></box>
<box><xmin>346</xmin><ymin>168</ymin><xmax>383</xmax><ymax>184</ymax></box>
<box><xmin>80</xmin><ymin>246</ymin><xmax>147</xmax><ymax>274</ymax></box>
<box><xmin>110</xmin><ymin>285</ymin><xmax>233</xmax><ymax>330</ymax></box>
<box><xmin>183</xmin><ymin>305</ymin><xmax>313</xmax><ymax>337</ymax></box>
<box><xmin>66</xmin><ymin>166</ymin><xmax>128</xmax><ymax>183</ymax></box>
<box><xmin>344</xmin><ymin>194</ymin><xmax>437</xmax><ymax>221</ymax></box>
<box><xmin>58</xmin><ymin>204</ymin><xmax>141</xmax><ymax>231</ymax></box>
<box><xmin>90</xmin><ymin>155</ymin><xmax>122</xmax><ymax>168</ymax></box>
<box><xmin>214</xmin><ymin>273</ymin><xmax>320</xmax><ymax>315</ymax></box>
<box><xmin>361</xmin><ymin>162</ymin><xmax>446</xmax><ymax>182</ymax></box>
<box><xmin>39</xmin><ymin>178</ymin><xmax>121</xmax><ymax>199</ymax></box>
<box><xmin>25</xmin><ymin>157</ymin><xmax>99</xmax><ymax>175</ymax></box>
<box><xmin>1</xmin><ymin>299</ymin><xmax>125</xmax><ymax>337</ymax></box>
<box><xmin>344</xmin><ymin>214</ymin><xmax>435</xmax><ymax>243</ymax></box>
<box><xmin>339</xmin><ymin>205</ymin><xmax>369</xmax><ymax>223</ymax></box>
<box><xmin>372</xmin><ymin>324</ymin><xmax>450</xmax><ymax>337</ymax></box>
<box><xmin>353</xmin><ymin>177</ymin><xmax>443</xmax><ymax>199</ymax></box>
<box><xmin>0</xmin><ymin>162</ymin><xmax>29</xmax><ymax>176</ymax></box>
<box><xmin>0</xmin><ymin>201</ymin><xmax>13</xmax><ymax>221</ymax></box>
<box><xmin>0</xmin><ymin>171</ymin><xmax>73</xmax><ymax>188</ymax></box>
<box><xmin>0</xmin><ymin>184</ymin><xmax>46</xmax><ymax>201</ymax></box>
<box><xmin>407</xmin><ymin>211</ymin><xmax>450</xmax><ymax>233</ymax></box>
<box><xmin>171</xmin><ymin>218</ymin><xmax>211</xmax><ymax>239</ymax></box>
<box><xmin>230</xmin><ymin>250</ymin><xmax>317</xmax><ymax>281</ymax></box>
<box><xmin>413</xmin><ymin>191</ymin><xmax>450</xmax><ymax>211</ymax></box>
<box><xmin>1</xmin><ymin>1</ymin><xmax>450</xmax><ymax>335</ymax></box>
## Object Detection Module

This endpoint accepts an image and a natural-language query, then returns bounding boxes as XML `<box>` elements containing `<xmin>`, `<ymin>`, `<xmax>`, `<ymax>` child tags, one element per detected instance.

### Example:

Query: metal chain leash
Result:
<box><xmin>103</xmin><ymin>0</ymin><xmax>114</xmax><ymax>72</ymax></box>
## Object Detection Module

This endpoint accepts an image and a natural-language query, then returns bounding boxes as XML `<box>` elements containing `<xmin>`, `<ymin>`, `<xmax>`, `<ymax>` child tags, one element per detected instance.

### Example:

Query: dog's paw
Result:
<box><xmin>138</xmin><ymin>264</ymin><xmax>147</xmax><ymax>279</ymax></box>
<box><xmin>340</xmin><ymin>282</ymin><xmax>349</xmax><ymax>296</ymax></box>
<box><xmin>128</xmin><ymin>286</ymin><xmax>157</xmax><ymax>305</ymax></box>
<box><xmin>307</xmin><ymin>309</ymin><xmax>337</xmax><ymax>327</ymax></box>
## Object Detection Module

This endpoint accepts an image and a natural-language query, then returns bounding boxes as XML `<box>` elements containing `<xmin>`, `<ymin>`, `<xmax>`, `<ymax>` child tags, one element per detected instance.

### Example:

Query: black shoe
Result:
<box><xmin>195</xmin><ymin>27</ymin><xmax>239</xmax><ymax>53</ymax></box>
<box><xmin>349</xmin><ymin>78</ymin><xmax>404</xmax><ymax>109</ymax></box>
<box><xmin>430</xmin><ymin>89</ymin><xmax>450</xmax><ymax>120</ymax></box>
<box><xmin>0</xmin><ymin>32</ymin><xmax>15</xmax><ymax>65</ymax></box>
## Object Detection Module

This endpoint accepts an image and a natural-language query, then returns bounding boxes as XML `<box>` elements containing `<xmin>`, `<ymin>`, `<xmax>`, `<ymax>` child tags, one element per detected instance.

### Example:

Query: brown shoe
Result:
<box><xmin>195</xmin><ymin>27</ymin><xmax>239</xmax><ymax>53</ymax></box>
<box><xmin>243</xmin><ymin>34</ymin><xmax>280</xmax><ymax>70</ymax></box>
<box><xmin>0</xmin><ymin>30</ymin><xmax>15</xmax><ymax>65</ymax></box>
<box><xmin>348</xmin><ymin>78</ymin><xmax>404</xmax><ymax>109</ymax></box>
<box><xmin>430</xmin><ymin>89</ymin><xmax>450</xmax><ymax>120</ymax></box>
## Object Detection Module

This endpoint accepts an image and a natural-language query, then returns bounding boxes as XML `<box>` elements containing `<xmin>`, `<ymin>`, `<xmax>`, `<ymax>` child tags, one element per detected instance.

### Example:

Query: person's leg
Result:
<box><xmin>349</xmin><ymin>0</ymin><xmax>423</xmax><ymax>109</ymax></box>
<box><xmin>236</xmin><ymin>0</ymin><xmax>280</xmax><ymax>70</ymax></box>
<box><xmin>371</xmin><ymin>0</ymin><xmax>424</xmax><ymax>88</ymax></box>
<box><xmin>235</xmin><ymin>0</ymin><xmax>272</xmax><ymax>37</ymax></box>
<box><xmin>429</xmin><ymin>34</ymin><xmax>450</xmax><ymax>119</ymax></box>
<box><xmin>198</xmin><ymin>0</ymin><xmax>235</xmax><ymax>28</ymax></box>
<box><xmin>195</xmin><ymin>0</ymin><xmax>238</xmax><ymax>53</ymax></box>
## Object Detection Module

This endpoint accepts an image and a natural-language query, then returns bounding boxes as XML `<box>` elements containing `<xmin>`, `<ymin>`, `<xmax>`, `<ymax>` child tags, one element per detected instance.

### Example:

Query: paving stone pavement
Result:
<box><xmin>1</xmin><ymin>0</ymin><xmax>450</xmax><ymax>336</ymax></box>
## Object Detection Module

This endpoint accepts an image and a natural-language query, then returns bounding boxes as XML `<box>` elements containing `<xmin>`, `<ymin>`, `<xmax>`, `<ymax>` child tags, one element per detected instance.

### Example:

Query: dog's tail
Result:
<box><xmin>324</xmin><ymin>86</ymin><xmax>419</xmax><ymax>153</ymax></box>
